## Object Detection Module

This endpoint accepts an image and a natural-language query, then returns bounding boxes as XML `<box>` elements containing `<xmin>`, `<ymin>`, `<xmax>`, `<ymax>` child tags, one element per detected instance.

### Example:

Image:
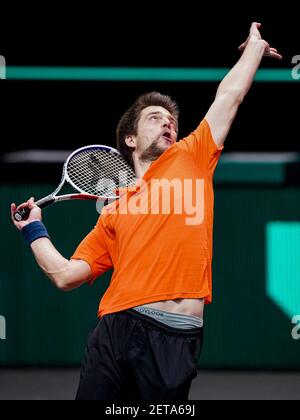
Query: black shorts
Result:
<box><xmin>75</xmin><ymin>309</ymin><xmax>203</xmax><ymax>400</ymax></box>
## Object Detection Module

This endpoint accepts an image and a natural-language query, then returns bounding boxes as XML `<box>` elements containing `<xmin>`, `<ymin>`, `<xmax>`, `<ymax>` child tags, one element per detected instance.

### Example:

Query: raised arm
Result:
<box><xmin>11</xmin><ymin>198</ymin><xmax>92</xmax><ymax>291</ymax></box>
<box><xmin>205</xmin><ymin>22</ymin><xmax>282</xmax><ymax>148</ymax></box>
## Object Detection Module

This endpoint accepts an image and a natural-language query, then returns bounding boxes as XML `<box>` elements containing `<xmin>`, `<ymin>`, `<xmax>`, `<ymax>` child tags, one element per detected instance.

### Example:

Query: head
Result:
<box><xmin>116</xmin><ymin>92</ymin><xmax>179</xmax><ymax>171</ymax></box>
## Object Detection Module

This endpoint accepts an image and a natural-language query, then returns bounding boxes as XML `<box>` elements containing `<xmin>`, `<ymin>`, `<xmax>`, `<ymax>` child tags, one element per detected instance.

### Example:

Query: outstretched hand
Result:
<box><xmin>238</xmin><ymin>22</ymin><xmax>282</xmax><ymax>60</ymax></box>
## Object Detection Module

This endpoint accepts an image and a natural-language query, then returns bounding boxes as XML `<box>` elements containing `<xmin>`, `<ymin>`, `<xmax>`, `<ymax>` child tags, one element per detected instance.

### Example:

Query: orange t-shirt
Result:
<box><xmin>71</xmin><ymin>119</ymin><xmax>223</xmax><ymax>317</ymax></box>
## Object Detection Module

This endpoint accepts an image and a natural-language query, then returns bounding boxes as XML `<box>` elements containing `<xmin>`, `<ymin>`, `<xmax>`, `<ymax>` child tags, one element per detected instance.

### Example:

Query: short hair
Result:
<box><xmin>116</xmin><ymin>92</ymin><xmax>179</xmax><ymax>170</ymax></box>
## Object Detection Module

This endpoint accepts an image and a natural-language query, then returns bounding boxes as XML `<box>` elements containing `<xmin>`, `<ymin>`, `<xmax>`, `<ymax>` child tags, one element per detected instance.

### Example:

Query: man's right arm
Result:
<box><xmin>11</xmin><ymin>198</ymin><xmax>92</xmax><ymax>291</ymax></box>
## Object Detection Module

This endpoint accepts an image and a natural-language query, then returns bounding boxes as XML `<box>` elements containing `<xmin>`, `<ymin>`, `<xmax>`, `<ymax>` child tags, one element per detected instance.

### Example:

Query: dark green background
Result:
<box><xmin>1</xmin><ymin>161</ymin><xmax>300</xmax><ymax>368</ymax></box>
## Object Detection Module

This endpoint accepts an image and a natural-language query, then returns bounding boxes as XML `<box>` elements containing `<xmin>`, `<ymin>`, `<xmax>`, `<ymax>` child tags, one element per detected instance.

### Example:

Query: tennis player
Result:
<box><xmin>11</xmin><ymin>23</ymin><xmax>282</xmax><ymax>400</ymax></box>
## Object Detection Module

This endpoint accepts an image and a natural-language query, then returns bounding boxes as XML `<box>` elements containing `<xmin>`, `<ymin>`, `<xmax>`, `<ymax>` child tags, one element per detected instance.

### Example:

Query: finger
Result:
<box><xmin>238</xmin><ymin>41</ymin><xmax>248</xmax><ymax>51</ymax></box>
<box><xmin>16</xmin><ymin>201</ymin><xmax>30</xmax><ymax>211</ymax></box>
<box><xmin>239</xmin><ymin>36</ymin><xmax>250</xmax><ymax>48</ymax></box>
<box><xmin>11</xmin><ymin>203</ymin><xmax>17</xmax><ymax>223</ymax></box>
<box><xmin>250</xmin><ymin>22</ymin><xmax>262</xmax><ymax>37</ymax></box>
<box><xmin>270</xmin><ymin>49</ymin><xmax>283</xmax><ymax>59</ymax></box>
<box><xmin>11</xmin><ymin>203</ymin><xmax>25</xmax><ymax>226</ymax></box>
<box><xmin>27</xmin><ymin>197</ymin><xmax>36</xmax><ymax>209</ymax></box>
<box><xmin>267</xmin><ymin>51</ymin><xmax>283</xmax><ymax>60</ymax></box>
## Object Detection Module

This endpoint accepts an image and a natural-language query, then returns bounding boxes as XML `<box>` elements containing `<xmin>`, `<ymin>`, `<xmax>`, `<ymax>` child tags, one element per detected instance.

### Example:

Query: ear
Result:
<box><xmin>125</xmin><ymin>135</ymin><xmax>136</xmax><ymax>148</ymax></box>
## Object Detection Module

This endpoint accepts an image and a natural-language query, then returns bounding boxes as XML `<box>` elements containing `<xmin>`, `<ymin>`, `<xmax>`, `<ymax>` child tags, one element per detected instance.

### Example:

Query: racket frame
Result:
<box><xmin>14</xmin><ymin>144</ymin><xmax>135</xmax><ymax>221</ymax></box>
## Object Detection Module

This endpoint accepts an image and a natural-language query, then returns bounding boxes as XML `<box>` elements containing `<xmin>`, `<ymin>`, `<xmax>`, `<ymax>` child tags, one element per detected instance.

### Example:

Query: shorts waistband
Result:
<box><xmin>133</xmin><ymin>305</ymin><xmax>203</xmax><ymax>329</ymax></box>
<box><xmin>110</xmin><ymin>309</ymin><xmax>203</xmax><ymax>336</ymax></box>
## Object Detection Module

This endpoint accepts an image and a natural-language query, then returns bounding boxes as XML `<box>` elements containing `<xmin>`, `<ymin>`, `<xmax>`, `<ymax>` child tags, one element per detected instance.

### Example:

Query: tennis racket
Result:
<box><xmin>14</xmin><ymin>145</ymin><xmax>136</xmax><ymax>221</ymax></box>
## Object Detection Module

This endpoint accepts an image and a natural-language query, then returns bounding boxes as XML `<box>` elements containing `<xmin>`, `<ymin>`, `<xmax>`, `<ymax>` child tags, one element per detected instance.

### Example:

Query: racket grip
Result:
<box><xmin>13</xmin><ymin>196</ymin><xmax>55</xmax><ymax>222</ymax></box>
<box><xmin>14</xmin><ymin>207</ymin><xmax>31</xmax><ymax>222</ymax></box>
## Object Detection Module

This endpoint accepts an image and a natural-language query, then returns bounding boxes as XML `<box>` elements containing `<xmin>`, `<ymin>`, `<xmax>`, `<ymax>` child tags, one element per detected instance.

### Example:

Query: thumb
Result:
<box><xmin>251</xmin><ymin>22</ymin><xmax>261</xmax><ymax>29</ymax></box>
<box><xmin>27</xmin><ymin>197</ymin><xmax>36</xmax><ymax>209</ymax></box>
<box><xmin>10</xmin><ymin>203</ymin><xmax>17</xmax><ymax>221</ymax></box>
<box><xmin>250</xmin><ymin>22</ymin><xmax>261</xmax><ymax>36</ymax></box>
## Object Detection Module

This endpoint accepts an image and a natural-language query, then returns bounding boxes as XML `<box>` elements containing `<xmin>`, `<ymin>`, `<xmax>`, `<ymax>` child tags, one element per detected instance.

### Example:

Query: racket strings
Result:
<box><xmin>66</xmin><ymin>148</ymin><xmax>136</xmax><ymax>197</ymax></box>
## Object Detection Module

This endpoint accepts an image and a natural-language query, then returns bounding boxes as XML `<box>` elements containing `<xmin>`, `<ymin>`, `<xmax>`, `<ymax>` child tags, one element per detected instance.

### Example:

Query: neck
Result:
<box><xmin>133</xmin><ymin>149</ymin><xmax>157</xmax><ymax>178</ymax></box>
<box><xmin>133</xmin><ymin>158</ymin><xmax>152</xmax><ymax>179</ymax></box>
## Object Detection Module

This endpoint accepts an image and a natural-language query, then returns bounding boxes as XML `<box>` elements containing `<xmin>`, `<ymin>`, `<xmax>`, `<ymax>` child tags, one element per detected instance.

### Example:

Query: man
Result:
<box><xmin>11</xmin><ymin>23</ymin><xmax>282</xmax><ymax>400</ymax></box>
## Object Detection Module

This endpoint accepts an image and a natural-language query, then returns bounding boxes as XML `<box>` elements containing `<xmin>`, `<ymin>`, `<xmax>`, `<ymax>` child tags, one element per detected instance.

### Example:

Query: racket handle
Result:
<box><xmin>14</xmin><ymin>196</ymin><xmax>55</xmax><ymax>222</ymax></box>
<box><xmin>14</xmin><ymin>207</ymin><xmax>31</xmax><ymax>222</ymax></box>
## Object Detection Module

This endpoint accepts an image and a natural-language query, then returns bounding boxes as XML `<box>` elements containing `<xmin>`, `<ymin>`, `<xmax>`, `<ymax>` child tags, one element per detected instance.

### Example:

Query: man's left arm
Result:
<box><xmin>205</xmin><ymin>22</ymin><xmax>282</xmax><ymax>148</ymax></box>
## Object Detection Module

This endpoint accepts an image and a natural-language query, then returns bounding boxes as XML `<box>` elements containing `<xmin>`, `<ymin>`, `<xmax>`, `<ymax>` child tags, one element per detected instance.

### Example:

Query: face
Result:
<box><xmin>126</xmin><ymin>106</ymin><xmax>178</xmax><ymax>162</ymax></box>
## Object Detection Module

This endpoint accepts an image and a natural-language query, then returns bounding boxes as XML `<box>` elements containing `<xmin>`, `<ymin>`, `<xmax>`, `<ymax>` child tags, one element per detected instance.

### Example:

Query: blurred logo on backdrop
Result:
<box><xmin>291</xmin><ymin>316</ymin><xmax>300</xmax><ymax>340</ymax></box>
<box><xmin>292</xmin><ymin>55</ymin><xmax>300</xmax><ymax>80</ymax></box>
<box><xmin>0</xmin><ymin>315</ymin><xmax>6</xmax><ymax>340</ymax></box>
<box><xmin>0</xmin><ymin>55</ymin><xmax>6</xmax><ymax>79</ymax></box>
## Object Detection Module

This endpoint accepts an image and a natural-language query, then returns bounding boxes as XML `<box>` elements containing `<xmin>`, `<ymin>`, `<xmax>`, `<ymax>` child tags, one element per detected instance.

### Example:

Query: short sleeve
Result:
<box><xmin>177</xmin><ymin>119</ymin><xmax>223</xmax><ymax>175</ymax></box>
<box><xmin>71</xmin><ymin>215</ymin><xmax>114</xmax><ymax>282</ymax></box>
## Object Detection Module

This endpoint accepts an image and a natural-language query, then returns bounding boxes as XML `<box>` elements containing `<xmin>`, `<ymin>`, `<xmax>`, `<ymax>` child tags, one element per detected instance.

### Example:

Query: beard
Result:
<box><xmin>140</xmin><ymin>138</ymin><xmax>168</xmax><ymax>163</ymax></box>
